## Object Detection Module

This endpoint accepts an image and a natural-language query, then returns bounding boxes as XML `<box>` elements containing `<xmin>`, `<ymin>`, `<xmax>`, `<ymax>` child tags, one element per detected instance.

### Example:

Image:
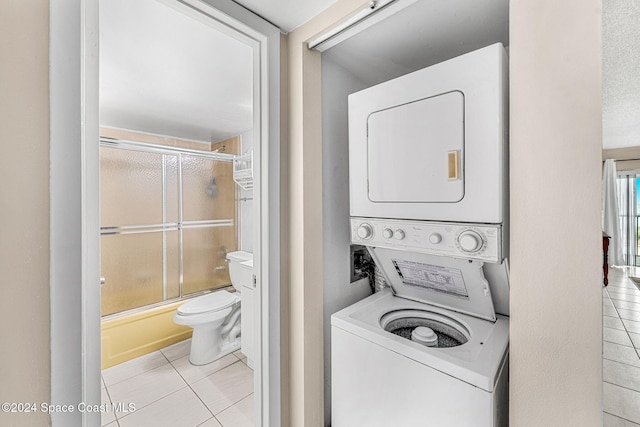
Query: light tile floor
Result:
<box><xmin>101</xmin><ymin>340</ymin><xmax>254</xmax><ymax>427</ymax></box>
<box><xmin>603</xmin><ymin>267</ymin><xmax>640</xmax><ymax>426</ymax></box>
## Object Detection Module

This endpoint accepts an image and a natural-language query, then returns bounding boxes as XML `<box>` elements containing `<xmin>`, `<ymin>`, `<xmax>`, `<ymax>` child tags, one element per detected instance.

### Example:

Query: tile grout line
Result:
<box><xmin>115</xmin><ymin>385</ymin><xmax>192</xmax><ymax>422</ymax></box>
<box><xmin>605</xmin><ymin>289</ymin><xmax>640</xmax><ymax>355</ymax></box>
<box><xmin>603</xmin><ymin>379</ymin><xmax>640</xmax><ymax>396</ymax></box>
<box><xmin>161</xmin><ymin>348</ymin><xmax>221</xmax><ymax>423</ymax></box>
<box><xmin>603</xmin><ymin>355</ymin><xmax>640</xmax><ymax>370</ymax></box>
<box><xmin>603</xmin><ymin>274</ymin><xmax>640</xmax><ymax>425</ymax></box>
<box><xmin>112</xmin><ymin>351</ymin><xmax>189</xmax><ymax>422</ymax></box>
<box><xmin>170</xmin><ymin>357</ymin><xmax>248</xmax><ymax>426</ymax></box>
<box><xmin>103</xmin><ymin>344</ymin><xmax>252</xmax><ymax>427</ymax></box>
<box><xmin>603</xmin><ymin>410</ymin><xmax>640</xmax><ymax>426</ymax></box>
<box><xmin>103</xmin><ymin>352</ymin><xmax>172</xmax><ymax>388</ymax></box>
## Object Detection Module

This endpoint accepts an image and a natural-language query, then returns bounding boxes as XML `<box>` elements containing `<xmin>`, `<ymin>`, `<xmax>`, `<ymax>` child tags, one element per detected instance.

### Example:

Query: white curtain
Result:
<box><xmin>602</xmin><ymin>159</ymin><xmax>624</xmax><ymax>265</ymax></box>
<box><xmin>616</xmin><ymin>173</ymin><xmax>637</xmax><ymax>266</ymax></box>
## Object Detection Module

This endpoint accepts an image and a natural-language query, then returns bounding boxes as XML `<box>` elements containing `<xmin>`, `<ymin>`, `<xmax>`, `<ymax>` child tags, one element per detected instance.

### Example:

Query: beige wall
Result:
<box><xmin>0</xmin><ymin>1</ymin><xmax>51</xmax><ymax>426</ymax></box>
<box><xmin>510</xmin><ymin>0</ymin><xmax>602</xmax><ymax>425</ymax></box>
<box><xmin>286</xmin><ymin>0</ymin><xmax>603</xmax><ymax>425</ymax></box>
<box><xmin>285</xmin><ymin>2</ymin><xmax>371</xmax><ymax>425</ymax></box>
<box><xmin>0</xmin><ymin>1</ymin><xmax>604</xmax><ymax>426</ymax></box>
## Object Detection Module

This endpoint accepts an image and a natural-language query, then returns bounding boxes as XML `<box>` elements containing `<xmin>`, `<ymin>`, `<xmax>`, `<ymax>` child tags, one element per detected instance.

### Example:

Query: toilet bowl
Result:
<box><xmin>173</xmin><ymin>251</ymin><xmax>253</xmax><ymax>365</ymax></box>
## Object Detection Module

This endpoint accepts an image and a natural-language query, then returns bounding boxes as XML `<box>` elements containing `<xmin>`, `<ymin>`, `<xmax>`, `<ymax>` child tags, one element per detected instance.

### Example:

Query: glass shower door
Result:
<box><xmin>100</xmin><ymin>144</ymin><xmax>236</xmax><ymax>317</ymax></box>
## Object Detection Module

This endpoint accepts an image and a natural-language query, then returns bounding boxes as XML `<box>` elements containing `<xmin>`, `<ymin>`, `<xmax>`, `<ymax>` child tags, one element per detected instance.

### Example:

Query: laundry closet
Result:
<box><xmin>319</xmin><ymin>0</ymin><xmax>509</xmax><ymax>424</ymax></box>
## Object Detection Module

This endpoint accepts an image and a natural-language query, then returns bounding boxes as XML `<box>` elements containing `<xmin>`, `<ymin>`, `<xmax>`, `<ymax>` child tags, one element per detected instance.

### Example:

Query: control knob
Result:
<box><xmin>382</xmin><ymin>228</ymin><xmax>394</xmax><ymax>239</ymax></box>
<box><xmin>357</xmin><ymin>223</ymin><xmax>373</xmax><ymax>239</ymax></box>
<box><xmin>457</xmin><ymin>230</ymin><xmax>484</xmax><ymax>253</ymax></box>
<box><xmin>429</xmin><ymin>233</ymin><xmax>442</xmax><ymax>244</ymax></box>
<box><xmin>394</xmin><ymin>229</ymin><xmax>405</xmax><ymax>240</ymax></box>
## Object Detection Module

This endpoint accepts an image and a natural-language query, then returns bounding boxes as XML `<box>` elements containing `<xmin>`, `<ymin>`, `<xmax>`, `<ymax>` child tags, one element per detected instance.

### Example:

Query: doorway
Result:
<box><xmin>616</xmin><ymin>173</ymin><xmax>640</xmax><ymax>267</ymax></box>
<box><xmin>49</xmin><ymin>0</ymin><xmax>281</xmax><ymax>426</ymax></box>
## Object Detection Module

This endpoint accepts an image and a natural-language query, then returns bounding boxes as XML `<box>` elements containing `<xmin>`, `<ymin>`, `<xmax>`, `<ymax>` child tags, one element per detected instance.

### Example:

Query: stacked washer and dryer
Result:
<box><xmin>331</xmin><ymin>44</ymin><xmax>510</xmax><ymax>426</ymax></box>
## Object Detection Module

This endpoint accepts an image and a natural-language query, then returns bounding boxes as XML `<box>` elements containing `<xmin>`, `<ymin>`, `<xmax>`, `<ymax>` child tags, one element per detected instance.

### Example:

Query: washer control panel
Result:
<box><xmin>351</xmin><ymin>217</ymin><xmax>502</xmax><ymax>262</ymax></box>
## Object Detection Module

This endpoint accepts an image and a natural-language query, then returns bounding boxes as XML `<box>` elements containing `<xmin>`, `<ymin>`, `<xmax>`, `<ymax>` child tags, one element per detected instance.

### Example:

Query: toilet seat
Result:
<box><xmin>177</xmin><ymin>291</ymin><xmax>239</xmax><ymax>316</ymax></box>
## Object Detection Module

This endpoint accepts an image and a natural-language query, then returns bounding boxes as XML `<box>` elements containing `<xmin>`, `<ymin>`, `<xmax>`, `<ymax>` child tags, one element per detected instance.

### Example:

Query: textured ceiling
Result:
<box><xmin>100</xmin><ymin>0</ymin><xmax>253</xmax><ymax>143</ymax></box>
<box><xmin>603</xmin><ymin>0</ymin><xmax>640</xmax><ymax>149</ymax></box>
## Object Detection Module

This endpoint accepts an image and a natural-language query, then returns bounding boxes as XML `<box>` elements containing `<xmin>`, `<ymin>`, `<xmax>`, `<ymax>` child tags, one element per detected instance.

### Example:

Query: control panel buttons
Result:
<box><xmin>429</xmin><ymin>233</ymin><xmax>442</xmax><ymax>244</ymax></box>
<box><xmin>357</xmin><ymin>223</ymin><xmax>373</xmax><ymax>239</ymax></box>
<box><xmin>349</xmin><ymin>217</ymin><xmax>500</xmax><ymax>263</ymax></box>
<box><xmin>457</xmin><ymin>230</ymin><xmax>484</xmax><ymax>253</ymax></box>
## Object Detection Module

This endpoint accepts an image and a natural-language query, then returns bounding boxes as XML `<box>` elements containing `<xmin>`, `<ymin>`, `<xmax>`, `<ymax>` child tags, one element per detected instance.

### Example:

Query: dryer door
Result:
<box><xmin>367</xmin><ymin>91</ymin><xmax>465</xmax><ymax>204</ymax></box>
<box><xmin>348</xmin><ymin>43</ymin><xmax>508</xmax><ymax>224</ymax></box>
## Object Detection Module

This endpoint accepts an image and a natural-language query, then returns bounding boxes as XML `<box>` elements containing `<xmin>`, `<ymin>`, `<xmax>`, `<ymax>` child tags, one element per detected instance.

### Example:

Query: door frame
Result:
<box><xmin>49</xmin><ymin>1</ymin><xmax>281</xmax><ymax>425</ymax></box>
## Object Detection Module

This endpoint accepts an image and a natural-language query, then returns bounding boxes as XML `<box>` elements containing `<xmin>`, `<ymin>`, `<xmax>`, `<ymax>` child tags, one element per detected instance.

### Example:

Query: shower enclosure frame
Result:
<box><xmin>99</xmin><ymin>138</ymin><xmax>240</xmax><ymax>317</ymax></box>
<box><xmin>49</xmin><ymin>1</ymin><xmax>282</xmax><ymax>426</ymax></box>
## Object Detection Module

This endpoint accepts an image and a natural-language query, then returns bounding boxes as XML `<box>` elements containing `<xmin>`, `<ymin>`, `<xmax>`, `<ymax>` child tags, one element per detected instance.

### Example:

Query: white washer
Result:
<box><xmin>332</xmin><ymin>237</ymin><xmax>509</xmax><ymax>427</ymax></box>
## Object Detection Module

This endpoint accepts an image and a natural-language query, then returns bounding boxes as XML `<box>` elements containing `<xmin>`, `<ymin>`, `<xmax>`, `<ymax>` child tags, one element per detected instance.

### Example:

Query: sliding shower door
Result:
<box><xmin>100</xmin><ymin>143</ymin><xmax>236</xmax><ymax>316</ymax></box>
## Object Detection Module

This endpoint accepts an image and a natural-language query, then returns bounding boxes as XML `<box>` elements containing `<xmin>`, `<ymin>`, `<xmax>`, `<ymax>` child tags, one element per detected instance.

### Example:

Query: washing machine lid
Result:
<box><xmin>178</xmin><ymin>291</ymin><xmax>239</xmax><ymax>315</ymax></box>
<box><xmin>369</xmin><ymin>247</ymin><xmax>497</xmax><ymax>322</ymax></box>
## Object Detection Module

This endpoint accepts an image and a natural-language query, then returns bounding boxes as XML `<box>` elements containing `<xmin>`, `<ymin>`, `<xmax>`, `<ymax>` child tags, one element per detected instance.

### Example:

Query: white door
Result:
<box><xmin>49</xmin><ymin>1</ymin><xmax>281</xmax><ymax>426</ymax></box>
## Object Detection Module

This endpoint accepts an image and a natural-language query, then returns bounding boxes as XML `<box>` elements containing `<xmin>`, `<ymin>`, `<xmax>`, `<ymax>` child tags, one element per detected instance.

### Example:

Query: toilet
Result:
<box><xmin>174</xmin><ymin>251</ymin><xmax>253</xmax><ymax>365</ymax></box>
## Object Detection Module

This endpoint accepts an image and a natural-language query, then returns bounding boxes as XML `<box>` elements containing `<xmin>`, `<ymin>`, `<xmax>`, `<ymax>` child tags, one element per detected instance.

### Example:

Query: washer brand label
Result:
<box><xmin>392</xmin><ymin>260</ymin><xmax>469</xmax><ymax>298</ymax></box>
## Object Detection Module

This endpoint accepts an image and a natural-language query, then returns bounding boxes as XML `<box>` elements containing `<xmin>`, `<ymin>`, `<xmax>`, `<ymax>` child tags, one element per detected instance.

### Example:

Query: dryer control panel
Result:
<box><xmin>350</xmin><ymin>217</ymin><xmax>502</xmax><ymax>263</ymax></box>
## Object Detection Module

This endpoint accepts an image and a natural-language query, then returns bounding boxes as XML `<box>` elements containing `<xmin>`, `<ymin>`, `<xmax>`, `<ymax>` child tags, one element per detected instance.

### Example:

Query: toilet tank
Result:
<box><xmin>226</xmin><ymin>251</ymin><xmax>253</xmax><ymax>291</ymax></box>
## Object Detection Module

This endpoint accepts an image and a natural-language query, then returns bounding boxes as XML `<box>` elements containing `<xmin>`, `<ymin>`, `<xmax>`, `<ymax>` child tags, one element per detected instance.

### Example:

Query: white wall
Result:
<box><xmin>509</xmin><ymin>0</ymin><xmax>602</xmax><ymax>425</ymax></box>
<box><xmin>321</xmin><ymin>56</ymin><xmax>372</xmax><ymax>426</ymax></box>
<box><xmin>240</xmin><ymin>129</ymin><xmax>254</xmax><ymax>253</ymax></box>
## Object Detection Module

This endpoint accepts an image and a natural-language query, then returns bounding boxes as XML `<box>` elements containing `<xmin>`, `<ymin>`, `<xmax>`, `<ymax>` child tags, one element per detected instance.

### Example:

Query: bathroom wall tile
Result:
<box><xmin>216</xmin><ymin>394</ymin><xmax>254</xmax><ymax>427</ymax></box>
<box><xmin>118</xmin><ymin>387</ymin><xmax>212</xmax><ymax>427</ymax></box>
<box><xmin>172</xmin><ymin>353</ymin><xmax>238</xmax><ymax>384</ymax></box>
<box><xmin>618</xmin><ymin>309</ymin><xmax>640</xmax><ymax>323</ymax></box>
<box><xmin>605</xmin><ymin>298</ymin><xmax>616</xmax><ymax>307</ymax></box>
<box><xmin>603</xmin><ymin>383</ymin><xmax>640</xmax><ymax>424</ymax></box>
<box><xmin>605</xmin><ymin>316</ymin><xmax>626</xmax><ymax>331</ymax></box>
<box><xmin>604</xmin><ymin>359</ymin><xmax>640</xmax><ymax>392</ymax></box>
<box><xmin>191</xmin><ymin>361</ymin><xmax>253</xmax><ymax>415</ymax></box>
<box><xmin>605</xmin><ymin>327</ymin><xmax>634</xmax><ymax>347</ymax></box>
<box><xmin>103</xmin><ymin>350</ymin><xmax>169</xmax><ymax>387</ymax></box>
<box><xmin>614</xmin><ymin>300</ymin><xmax>640</xmax><ymax>312</ymax></box>
<box><xmin>604</xmin><ymin>412</ymin><xmax>640</xmax><ymax>427</ymax></box>
<box><xmin>109</xmin><ymin>364</ymin><xmax>186</xmax><ymax>416</ymax></box>
<box><xmin>604</xmin><ymin>341</ymin><xmax>640</xmax><ymax>368</ymax></box>
<box><xmin>101</xmin><ymin>387</ymin><xmax>116</xmax><ymax>426</ymax></box>
<box><xmin>104</xmin><ymin>423</ymin><xmax>119</xmax><ymax>427</ymax></box>
<box><xmin>161</xmin><ymin>339</ymin><xmax>192</xmax><ymax>362</ymax></box>
<box><xmin>623</xmin><ymin>319</ymin><xmax>640</xmax><ymax>335</ymax></box>
<box><xmin>198</xmin><ymin>417</ymin><xmax>223</xmax><ymax>427</ymax></box>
